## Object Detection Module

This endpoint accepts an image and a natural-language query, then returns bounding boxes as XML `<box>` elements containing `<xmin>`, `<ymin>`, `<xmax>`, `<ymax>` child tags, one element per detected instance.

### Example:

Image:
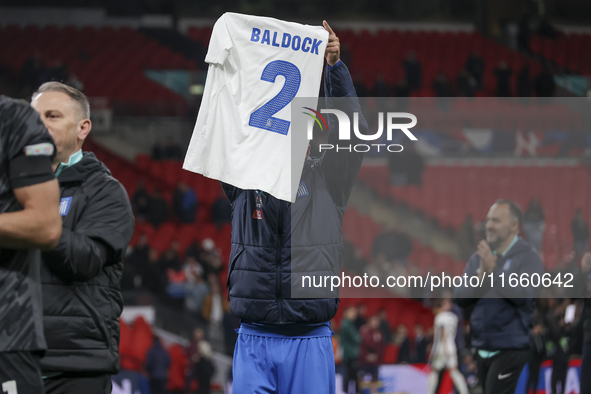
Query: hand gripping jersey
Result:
<box><xmin>183</xmin><ymin>12</ymin><xmax>328</xmax><ymax>202</ymax></box>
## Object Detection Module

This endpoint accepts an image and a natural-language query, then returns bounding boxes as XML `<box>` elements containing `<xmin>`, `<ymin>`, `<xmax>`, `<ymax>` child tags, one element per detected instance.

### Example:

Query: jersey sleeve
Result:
<box><xmin>204</xmin><ymin>13</ymin><xmax>235</xmax><ymax>66</ymax></box>
<box><xmin>5</xmin><ymin>99</ymin><xmax>56</xmax><ymax>189</ymax></box>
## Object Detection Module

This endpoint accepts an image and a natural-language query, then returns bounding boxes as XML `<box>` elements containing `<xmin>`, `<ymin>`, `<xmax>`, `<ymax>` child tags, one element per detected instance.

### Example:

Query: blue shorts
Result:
<box><xmin>233</xmin><ymin>323</ymin><xmax>335</xmax><ymax>394</ymax></box>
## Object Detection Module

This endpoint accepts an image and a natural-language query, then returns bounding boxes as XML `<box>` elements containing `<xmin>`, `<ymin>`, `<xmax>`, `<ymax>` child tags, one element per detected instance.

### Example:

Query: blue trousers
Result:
<box><xmin>233</xmin><ymin>332</ymin><xmax>335</xmax><ymax>394</ymax></box>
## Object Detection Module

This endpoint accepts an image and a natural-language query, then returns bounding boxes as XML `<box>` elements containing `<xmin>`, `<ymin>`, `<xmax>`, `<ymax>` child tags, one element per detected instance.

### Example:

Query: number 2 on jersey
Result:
<box><xmin>2</xmin><ymin>381</ymin><xmax>17</xmax><ymax>394</ymax></box>
<box><xmin>249</xmin><ymin>60</ymin><xmax>301</xmax><ymax>136</ymax></box>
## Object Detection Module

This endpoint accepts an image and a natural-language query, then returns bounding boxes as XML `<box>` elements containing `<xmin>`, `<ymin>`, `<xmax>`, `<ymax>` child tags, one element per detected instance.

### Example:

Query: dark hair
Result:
<box><xmin>494</xmin><ymin>198</ymin><xmax>523</xmax><ymax>229</ymax></box>
<box><xmin>431</xmin><ymin>298</ymin><xmax>444</xmax><ymax>309</ymax></box>
<box><xmin>32</xmin><ymin>81</ymin><xmax>90</xmax><ymax>120</ymax></box>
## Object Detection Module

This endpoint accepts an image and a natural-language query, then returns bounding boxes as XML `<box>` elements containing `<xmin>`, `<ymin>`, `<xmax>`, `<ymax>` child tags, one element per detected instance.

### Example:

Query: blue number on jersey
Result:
<box><xmin>249</xmin><ymin>60</ymin><xmax>301</xmax><ymax>135</ymax></box>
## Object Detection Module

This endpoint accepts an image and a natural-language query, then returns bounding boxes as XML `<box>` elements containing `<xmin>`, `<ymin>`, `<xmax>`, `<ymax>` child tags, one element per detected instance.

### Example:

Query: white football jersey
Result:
<box><xmin>183</xmin><ymin>12</ymin><xmax>328</xmax><ymax>202</ymax></box>
<box><xmin>433</xmin><ymin>311</ymin><xmax>458</xmax><ymax>354</ymax></box>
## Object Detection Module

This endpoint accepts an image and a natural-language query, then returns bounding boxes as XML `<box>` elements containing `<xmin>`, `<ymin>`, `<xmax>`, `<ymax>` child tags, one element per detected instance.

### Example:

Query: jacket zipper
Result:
<box><xmin>276</xmin><ymin>200</ymin><xmax>283</xmax><ymax>323</ymax></box>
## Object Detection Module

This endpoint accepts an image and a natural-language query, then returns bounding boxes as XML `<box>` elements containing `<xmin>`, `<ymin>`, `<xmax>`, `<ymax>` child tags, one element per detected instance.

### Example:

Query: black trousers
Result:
<box><xmin>526</xmin><ymin>358</ymin><xmax>542</xmax><ymax>393</ymax></box>
<box><xmin>150</xmin><ymin>378</ymin><xmax>168</xmax><ymax>394</ymax></box>
<box><xmin>0</xmin><ymin>351</ymin><xmax>44</xmax><ymax>394</ymax></box>
<box><xmin>342</xmin><ymin>358</ymin><xmax>358</xmax><ymax>393</ymax></box>
<box><xmin>477</xmin><ymin>349</ymin><xmax>529</xmax><ymax>394</ymax></box>
<box><xmin>580</xmin><ymin>342</ymin><xmax>591</xmax><ymax>394</ymax></box>
<box><xmin>44</xmin><ymin>372</ymin><xmax>111</xmax><ymax>394</ymax></box>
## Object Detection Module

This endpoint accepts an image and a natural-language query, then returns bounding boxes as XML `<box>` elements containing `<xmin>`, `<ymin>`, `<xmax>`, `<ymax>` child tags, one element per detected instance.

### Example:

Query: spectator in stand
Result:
<box><xmin>572</xmin><ymin>208</ymin><xmax>590</xmax><ymax>254</ymax></box>
<box><xmin>210</xmin><ymin>189</ymin><xmax>232</xmax><ymax>229</ymax></box>
<box><xmin>168</xmin><ymin>345</ymin><xmax>188</xmax><ymax>394</ymax></box>
<box><xmin>201</xmin><ymin>275</ymin><xmax>231</xmax><ymax>353</ymax></box>
<box><xmin>152</xmin><ymin>141</ymin><xmax>167</xmax><ymax>160</ymax></box>
<box><xmin>373</xmin><ymin>74</ymin><xmax>389</xmax><ymax>97</ymax></box>
<box><xmin>132</xmin><ymin>180</ymin><xmax>151</xmax><ymax>221</ymax></box>
<box><xmin>355</xmin><ymin>303</ymin><xmax>367</xmax><ymax>330</ymax></box>
<box><xmin>517</xmin><ymin>15</ymin><xmax>531</xmax><ymax>54</ymax></box>
<box><xmin>358</xmin><ymin>315</ymin><xmax>385</xmax><ymax>382</ymax></box>
<box><xmin>142</xmin><ymin>248</ymin><xmax>167</xmax><ymax>295</ymax></box>
<box><xmin>352</xmin><ymin>74</ymin><xmax>368</xmax><ymax>98</ymax></box>
<box><xmin>388</xmin><ymin>143</ymin><xmax>424</xmax><ymax>186</ymax></box>
<box><xmin>184</xmin><ymin>257</ymin><xmax>209</xmax><ymax>315</ymax></box>
<box><xmin>145</xmin><ymin>336</ymin><xmax>171</xmax><ymax>394</ymax></box>
<box><xmin>65</xmin><ymin>73</ymin><xmax>84</xmax><ymax>92</ymax></box>
<box><xmin>456</xmin><ymin>68</ymin><xmax>477</xmax><ymax>97</ymax></box>
<box><xmin>223</xmin><ymin>314</ymin><xmax>240</xmax><ymax>357</ymax></box>
<box><xmin>160</xmin><ymin>241</ymin><xmax>182</xmax><ymax>272</ymax></box>
<box><xmin>545</xmin><ymin>299</ymin><xmax>570</xmax><ymax>394</ymax></box>
<box><xmin>494</xmin><ymin>61</ymin><xmax>513</xmax><ymax>97</ymax></box>
<box><xmin>123</xmin><ymin>234</ymin><xmax>150</xmax><ymax>290</ymax></box>
<box><xmin>148</xmin><ymin>189</ymin><xmax>168</xmax><ymax>228</ymax></box>
<box><xmin>433</xmin><ymin>71</ymin><xmax>453</xmax><ymax>97</ymax></box>
<box><xmin>523</xmin><ymin>198</ymin><xmax>545</xmax><ymax>251</ymax></box>
<box><xmin>173</xmin><ymin>182</ymin><xmax>198</xmax><ymax>223</ymax></box>
<box><xmin>458</xmin><ymin>214</ymin><xmax>477</xmax><ymax>260</ymax></box>
<box><xmin>340</xmin><ymin>306</ymin><xmax>361</xmax><ymax>394</ymax></box>
<box><xmin>20</xmin><ymin>51</ymin><xmax>45</xmax><ymax>94</ymax></box>
<box><xmin>414</xmin><ymin>324</ymin><xmax>428</xmax><ymax>363</ymax></box>
<box><xmin>538</xmin><ymin>17</ymin><xmax>559</xmax><ymax>39</ymax></box>
<box><xmin>187</xmin><ymin>328</ymin><xmax>215</xmax><ymax>394</ymax></box>
<box><xmin>465</xmin><ymin>52</ymin><xmax>485</xmax><ymax>89</ymax></box>
<box><xmin>516</xmin><ymin>64</ymin><xmax>532</xmax><ymax>97</ymax></box>
<box><xmin>403</xmin><ymin>51</ymin><xmax>422</xmax><ymax>91</ymax></box>
<box><xmin>165</xmin><ymin>138</ymin><xmax>184</xmax><ymax>161</ymax></box>
<box><xmin>535</xmin><ymin>64</ymin><xmax>556</xmax><ymax>97</ymax></box>
<box><xmin>526</xmin><ymin>318</ymin><xmax>546</xmax><ymax>394</ymax></box>
<box><xmin>199</xmin><ymin>238</ymin><xmax>223</xmax><ymax>279</ymax></box>
<box><xmin>128</xmin><ymin>233</ymin><xmax>150</xmax><ymax>265</ymax></box>
<box><xmin>184</xmin><ymin>256</ymin><xmax>205</xmax><ymax>284</ymax></box>
<box><xmin>394</xmin><ymin>78</ymin><xmax>410</xmax><ymax>98</ymax></box>
<box><xmin>578</xmin><ymin>252</ymin><xmax>591</xmax><ymax>393</ymax></box>
<box><xmin>396</xmin><ymin>325</ymin><xmax>411</xmax><ymax>364</ymax></box>
<box><xmin>42</xmin><ymin>60</ymin><xmax>68</xmax><ymax>83</ymax></box>
<box><xmin>342</xmin><ymin>240</ymin><xmax>367</xmax><ymax>274</ymax></box>
<box><xmin>377</xmin><ymin>309</ymin><xmax>392</xmax><ymax>344</ymax></box>
<box><xmin>185</xmin><ymin>240</ymin><xmax>201</xmax><ymax>261</ymax></box>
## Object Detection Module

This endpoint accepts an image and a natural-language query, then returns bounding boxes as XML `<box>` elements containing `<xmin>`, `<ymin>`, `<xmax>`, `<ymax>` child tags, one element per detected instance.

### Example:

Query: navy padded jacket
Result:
<box><xmin>223</xmin><ymin>61</ymin><xmax>367</xmax><ymax>324</ymax></box>
<box><xmin>455</xmin><ymin>237</ymin><xmax>544</xmax><ymax>350</ymax></box>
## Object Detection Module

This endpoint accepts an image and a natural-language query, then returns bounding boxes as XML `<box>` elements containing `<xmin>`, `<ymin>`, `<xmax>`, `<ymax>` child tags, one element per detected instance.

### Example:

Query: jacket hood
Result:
<box><xmin>57</xmin><ymin>152</ymin><xmax>111</xmax><ymax>183</ymax></box>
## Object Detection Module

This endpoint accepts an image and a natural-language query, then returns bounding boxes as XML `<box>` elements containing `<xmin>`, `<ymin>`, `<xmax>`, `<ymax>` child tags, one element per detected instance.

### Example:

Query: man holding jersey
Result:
<box><xmin>224</xmin><ymin>22</ymin><xmax>368</xmax><ymax>394</ymax></box>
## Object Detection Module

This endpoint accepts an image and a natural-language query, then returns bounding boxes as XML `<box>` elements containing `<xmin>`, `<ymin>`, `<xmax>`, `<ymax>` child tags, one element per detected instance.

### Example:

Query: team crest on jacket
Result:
<box><xmin>253</xmin><ymin>191</ymin><xmax>264</xmax><ymax>220</ymax></box>
<box><xmin>297</xmin><ymin>181</ymin><xmax>309</xmax><ymax>198</ymax></box>
<box><xmin>59</xmin><ymin>197</ymin><xmax>72</xmax><ymax>216</ymax></box>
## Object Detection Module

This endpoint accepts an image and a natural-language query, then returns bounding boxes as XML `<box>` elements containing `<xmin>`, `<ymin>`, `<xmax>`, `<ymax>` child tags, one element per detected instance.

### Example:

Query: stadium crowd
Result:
<box><xmin>120</xmin><ymin>180</ymin><xmax>591</xmax><ymax>394</ymax></box>
<box><xmin>2</xmin><ymin>7</ymin><xmax>589</xmax><ymax>393</ymax></box>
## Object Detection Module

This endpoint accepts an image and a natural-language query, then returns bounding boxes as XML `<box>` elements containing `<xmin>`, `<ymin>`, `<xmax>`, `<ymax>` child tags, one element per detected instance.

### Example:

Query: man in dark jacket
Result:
<box><xmin>454</xmin><ymin>199</ymin><xmax>543</xmax><ymax>394</ymax></box>
<box><xmin>31</xmin><ymin>82</ymin><xmax>135</xmax><ymax>394</ymax></box>
<box><xmin>576</xmin><ymin>251</ymin><xmax>591</xmax><ymax>393</ymax></box>
<box><xmin>145</xmin><ymin>337</ymin><xmax>171</xmax><ymax>394</ymax></box>
<box><xmin>225</xmin><ymin>22</ymin><xmax>367</xmax><ymax>394</ymax></box>
<box><xmin>0</xmin><ymin>96</ymin><xmax>62</xmax><ymax>394</ymax></box>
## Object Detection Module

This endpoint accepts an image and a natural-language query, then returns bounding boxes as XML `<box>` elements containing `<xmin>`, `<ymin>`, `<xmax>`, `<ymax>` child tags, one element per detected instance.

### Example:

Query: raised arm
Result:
<box><xmin>319</xmin><ymin>21</ymin><xmax>367</xmax><ymax>208</ymax></box>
